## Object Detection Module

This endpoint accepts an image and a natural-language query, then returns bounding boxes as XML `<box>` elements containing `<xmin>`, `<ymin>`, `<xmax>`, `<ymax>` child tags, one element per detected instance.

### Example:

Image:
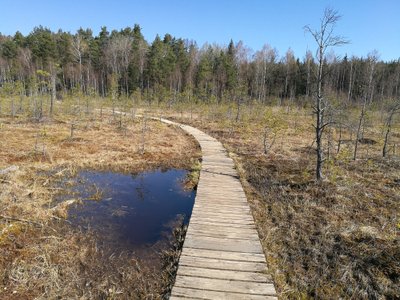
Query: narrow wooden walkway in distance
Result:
<box><xmin>159</xmin><ymin>118</ymin><xmax>277</xmax><ymax>300</ymax></box>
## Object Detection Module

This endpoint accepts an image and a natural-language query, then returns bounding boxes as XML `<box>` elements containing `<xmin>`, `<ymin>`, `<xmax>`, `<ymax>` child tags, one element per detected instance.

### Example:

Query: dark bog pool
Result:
<box><xmin>61</xmin><ymin>169</ymin><xmax>195</xmax><ymax>255</ymax></box>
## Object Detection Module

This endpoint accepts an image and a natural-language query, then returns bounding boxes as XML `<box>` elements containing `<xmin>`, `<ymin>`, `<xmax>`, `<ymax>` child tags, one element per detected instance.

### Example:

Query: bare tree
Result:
<box><xmin>253</xmin><ymin>44</ymin><xmax>277</xmax><ymax>102</ymax></box>
<box><xmin>304</xmin><ymin>50</ymin><xmax>314</xmax><ymax>98</ymax></box>
<box><xmin>71</xmin><ymin>34</ymin><xmax>87</xmax><ymax>90</ymax></box>
<box><xmin>118</xmin><ymin>36</ymin><xmax>133</xmax><ymax>96</ymax></box>
<box><xmin>137</xmin><ymin>39</ymin><xmax>148</xmax><ymax>91</ymax></box>
<box><xmin>304</xmin><ymin>7</ymin><xmax>349</xmax><ymax>181</ymax></box>
<box><xmin>49</xmin><ymin>62</ymin><xmax>58</xmax><ymax>117</ymax></box>
<box><xmin>353</xmin><ymin>51</ymin><xmax>379</xmax><ymax>160</ymax></box>
<box><xmin>283</xmin><ymin>48</ymin><xmax>296</xmax><ymax>103</ymax></box>
<box><xmin>104</xmin><ymin>35</ymin><xmax>133</xmax><ymax>96</ymax></box>
<box><xmin>347</xmin><ymin>56</ymin><xmax>356</xmax><ymax>102</ymax></box>
<box><xmin>382</xmin><ymin>99</ymin><xmax>400</xmax><ymax>157</ymax></box>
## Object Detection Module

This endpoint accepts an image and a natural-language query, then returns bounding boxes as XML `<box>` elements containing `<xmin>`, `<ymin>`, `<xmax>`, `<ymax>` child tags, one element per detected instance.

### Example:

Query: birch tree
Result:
<box><xmin>304</xmin><ymin>8</ymin><xmax>348</xmax><ymax>181</ymax></box>
<box><xmin>353</xmin><ymin>51</ymin><xmax>378</xmax><ymax>160</ymax></box>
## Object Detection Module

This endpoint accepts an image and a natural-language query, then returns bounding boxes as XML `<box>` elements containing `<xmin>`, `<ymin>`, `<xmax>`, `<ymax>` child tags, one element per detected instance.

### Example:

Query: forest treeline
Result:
<box><xmin>0</xmin><ymin>24</ymin><xmax>399</xmax><ymax>105</ymax></box>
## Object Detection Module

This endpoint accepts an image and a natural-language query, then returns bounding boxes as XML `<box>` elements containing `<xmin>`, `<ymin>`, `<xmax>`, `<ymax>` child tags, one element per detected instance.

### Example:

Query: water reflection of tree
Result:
<box><xmin>134</xmin><ymin>175</ymin><xmax>149</xmax><ymax>202</ymax></box>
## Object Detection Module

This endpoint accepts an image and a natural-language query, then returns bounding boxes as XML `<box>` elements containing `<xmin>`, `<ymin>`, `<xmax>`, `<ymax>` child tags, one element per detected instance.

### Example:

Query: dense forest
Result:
<box><xmin>0</xmin><ymin>24</ymin><xmax>399</xmax><ymax>105</ymax></box>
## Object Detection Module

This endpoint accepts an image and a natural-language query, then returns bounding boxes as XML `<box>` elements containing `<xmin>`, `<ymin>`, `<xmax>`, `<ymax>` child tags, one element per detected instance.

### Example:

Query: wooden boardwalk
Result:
<box><xmin>159</xmin><ymin>119</ymin><xmax>277</xmax><ymax>300</ymax></box>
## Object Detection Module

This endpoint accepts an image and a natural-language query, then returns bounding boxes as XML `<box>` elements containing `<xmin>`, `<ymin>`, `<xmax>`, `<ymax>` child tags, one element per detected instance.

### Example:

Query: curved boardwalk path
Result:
<box><xmin>159</xmin><ymin>118</ymin><xmax>277</xmax><ymax>300</ymax></box>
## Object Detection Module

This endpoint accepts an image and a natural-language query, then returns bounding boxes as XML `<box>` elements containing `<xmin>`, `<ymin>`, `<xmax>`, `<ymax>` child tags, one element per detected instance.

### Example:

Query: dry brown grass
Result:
<box><xmin>0</xmin><ymin>222</ymin><xmax>170</xmax><ymax>299</ymax></box>
<box><xmin>0</xmin><ymin>113</ymin><xmax>199</xmax><ymax>172</ymax></box>
<box><xmin>168</xmin><ymin>103</ymin><xmax>400</xmax><ymax>299</ymax></box>
<box><xmin>0</xmin><ymin>111</ymin><xmax>200</xmax><ymax>299</ymax></box>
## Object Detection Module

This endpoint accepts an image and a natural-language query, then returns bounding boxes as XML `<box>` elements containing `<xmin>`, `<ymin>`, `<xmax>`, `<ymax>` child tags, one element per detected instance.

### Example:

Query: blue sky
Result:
<box><xmin>1</xmin><ymin>0</ymin><xmax>399</xmax><ymax>61</ymax></box>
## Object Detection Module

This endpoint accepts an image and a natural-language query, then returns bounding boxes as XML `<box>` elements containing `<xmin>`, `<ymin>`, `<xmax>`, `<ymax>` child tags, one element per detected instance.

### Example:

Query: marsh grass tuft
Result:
<box><xmin>183</xmin><ymin>159</ymin><xmax>202</xmax><ymax>190</ymax></box>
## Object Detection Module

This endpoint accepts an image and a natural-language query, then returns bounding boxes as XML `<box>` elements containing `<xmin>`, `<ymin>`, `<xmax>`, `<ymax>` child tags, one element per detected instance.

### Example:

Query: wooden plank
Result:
<box><xmin>170</xmin><ymin>287</ymin><xmax>278</xmax><ymax>300</ymax></box>
<box><xmin>194</xmin><ymin>198</ymin><xmax>248</xmax><ymax>205</ymax></box>
<box><xmin>181</xmin><ymin>248</ymin><xmax>266</xmax><ymax>262</ymax></box>
<box><xmin>193</xmin><ymin>203</ymin><xmax>249</xmax><ymax>209</ymax></box>
<box><xmin>190</xmin><ymin>210</ymin><xmax>253</xmax><ymax>219</ymax></box>
<box><xmin>178</xmin><ymin>255</ymin><xmax>267</xmax><ymax>272</ymax></box>
<box><xmin>190</xmin><ymin>213</ymin><xmax>254</xmax><ymax>222</ymax></box>
<box><xmin>194</xmin><ymin>198</ymin><xmax>250</xmax><ymax>205</ymax></box>
<box><xmin>202</xmin><ymin>161</ymin><xmax>234</xmax><ymax>166</ymax></box>
<box><xmin>188</xmin><ymin>218</ymin><xmax>254</xmax><ymax>226</ymax></box>
<box><xmin>199</xmin><ymin>175</ymin><xmax>239</xmax><ymax>179</ymax></box>
<box><xmin>198</xmin><ymin>181</ymin><xmax>240</xmax><ymax>186</ymax></box>
<box><xmin>170</xmin><ymin>288</ymin><xmax>277</xmax><ymax>300</ymax></box>
<box><xmin>195</xmin><ymin>191</ymin><xmax>246</xmax><ymax>196</ymax></box>
<box><xmin>188</xmin><ymin>220</ymin><xmax>256</xmax><ymax>229</ymax></box>
<box><xmin>177</xmin><ymin>266</ymin><xmax>272</xmax><ymax>283</ymax></box>
<box><xmin>195</xmin><ymin>192</ymin><xmax>247</xmax><ymax>199</ymax></box>
<box><xmin>187</xmin><ymin>229</ymin><xmax>260</xmax><ymax>241</ymax></box>
<box><xmin>200</xmin><ymin>170</ymin><xmax>237</xmax><ymax>175</ymax></box>
<box><xmin>183</xmin><ymin>237</ymin><xmax>264</xmax><ymax>254</ymax></box>
<box><xmin>192</xmin><ymin>210</ymin><xmax>251</xmax><ymax>217</ymax></box>
<box><xmin>189</xmin><ymin>216</ymin><xmax>254</xmax><ymax>225</ymax></box>
<box><xmin>195</xmin><ymin>193</ymin><xmax>248</xmax><ymax>199</ymax></box>
<box><xmin>195</xmin><ymin>189</ymin><xmax>245</xmax><ymax>195</ymax></box>
<box><xmin>195</xmin><ymin>195</ymin><xmax>245</xmax><ymax>201</ymax></box>
<box><xmin>197</xmin><ymin>188</ymin><xmax>244</xmax><ymax>193</ymax></box>
<box><xmin>195</xmin><ymin>191</ymin><xmax>247</xmax><ymax>197</ymax></box>
<box><xmin>193</xmin><ymin>206</ymin><xmax>251</xmax><ymax>214</ymax></box>
<box><xmin>201</xmin><ymin>167</ymin><xmax>236</xmax><ymax>173</ymax></box>
<box><xmin>169</xmin><ymin>296</ymin><xmax>198</xmax><ymax>300</ymax></box>
<box><xmin>193</xmin><ymin>207</ymin><xmax>249</xmax><ymax>213</ymax></box>
<box><xmin>201</xmin><ymin>168</ymin><xmax>236</xmax><ymax>172</ymax></box>
<box><xmin>187</xmin><ymin>224</ymin><xmax>257</xmax><ymax>234</ymax></box>
<box><xmin>193</xmin><ymin>203</ymin><xmax>250</xmax><ymax>211</ymax></box>
<box><xmin>183</xmin><ymin>234</ymin><xmax>263</xmax><ymax>247</ymax></box>
<box><xmin>174</xmin><ymin>276</ymin><xmax>276</xmax><ymax>295</ymax></box>
<box><xmin>196</xmin><ymin>187</ymin><xmax>244</xmax><ymax>193</ymax></box>
<box><xmin>198</xmin><ymin>182</ymin><xmax>241</xmax><ymax>186</ymax></box>
<box><xmin>188</xmin><ymin>224</ymin><xmax>257</xmax><ymax>235</ymax></box>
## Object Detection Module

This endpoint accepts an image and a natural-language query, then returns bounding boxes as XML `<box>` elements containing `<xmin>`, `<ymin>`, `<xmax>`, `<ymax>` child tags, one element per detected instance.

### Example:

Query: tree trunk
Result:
<box><xmin>337</xmin><ymin>122</ymin><xmax>343</xmax><ymax>154</ymax></box>
<box><xmin>306</xmin><ymin>59</ymin><xmax>311</xmax><ymax>98</ymax></box>
<box><xmin>11</xmin><ymin>98</ymin><xmax>15</xmax><ymax>119</ymax></box>
<box><xmin>347</xmin><ymin>60</ymin><xmax>353</xmax><ymax>102</ymax></box>
<box><xmin>354</xmin><ymin>99</ymin><xmax>366</xmax><ymax>160</ymax></box>
<box><xmin>383</xmin><ymin>124</ymin><xmax>390</xmax><ymax>158</ymax></box>
<box><xmin>235</xmin><ymin>98</ymin><xmax>241</xmax><ymax>122</ymax></box>
<box><xmin>50</xmin><ymin>73</ymin><xmax>56</xmax><ymax>116</ymax></box>
<box><xmin>383</xmin><ymin>104</ymin><xmax>400</xmax><ymax>157</ymax></box>
<box><xmin>316</xmin><ymin>46</ymin><xmax>324</xmax><ymax>181</ymax></box>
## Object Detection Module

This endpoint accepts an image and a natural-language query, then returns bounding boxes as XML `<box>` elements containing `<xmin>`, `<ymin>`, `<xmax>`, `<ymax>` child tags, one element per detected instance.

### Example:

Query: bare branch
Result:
<box><xmin>320</xmin><ymin>121</ymin><xmax>336</xmax><ymax>131</ymax></box>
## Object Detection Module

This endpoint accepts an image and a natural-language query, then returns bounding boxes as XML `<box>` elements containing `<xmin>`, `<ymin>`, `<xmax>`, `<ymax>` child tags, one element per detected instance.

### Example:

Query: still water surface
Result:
<box><xmin>62</xmin><ymin>169</ymin><xmax>195</xmax><ymax>254</ymax></box>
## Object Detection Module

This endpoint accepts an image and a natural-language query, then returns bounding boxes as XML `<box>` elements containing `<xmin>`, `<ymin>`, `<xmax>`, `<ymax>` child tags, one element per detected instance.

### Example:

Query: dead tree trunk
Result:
<box><xmin>50</xmin><ymin>73</ymin><xmax>56</xmax><ymax>116</ymax></box>
<box><xmin>347</xmin><ymin>60</ymin><xmax>353</xmax><ymax>102</ymax></box>
<box><xmin>304</xmin><ymin>8</ymin><xmax>348</xmax><ymax>181</ymax></box>
<box><xmin>383</xmin><ymin>102</ymin><xmax>400</xmax><ymax>157</ymax></box>
<box><xmin>315</xmin><ymin>45</ymin><xmax>324</xmax><ymax>180</ymax></box>
<box><xmin>383</xmin><ymin>122</ymin><xmax>391</xmax><ymax>158</ymax></box>
<box><xmin>354</xmin><ymin>98</ymin><xmax>367</xmax><ymax>160</ymax></box>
